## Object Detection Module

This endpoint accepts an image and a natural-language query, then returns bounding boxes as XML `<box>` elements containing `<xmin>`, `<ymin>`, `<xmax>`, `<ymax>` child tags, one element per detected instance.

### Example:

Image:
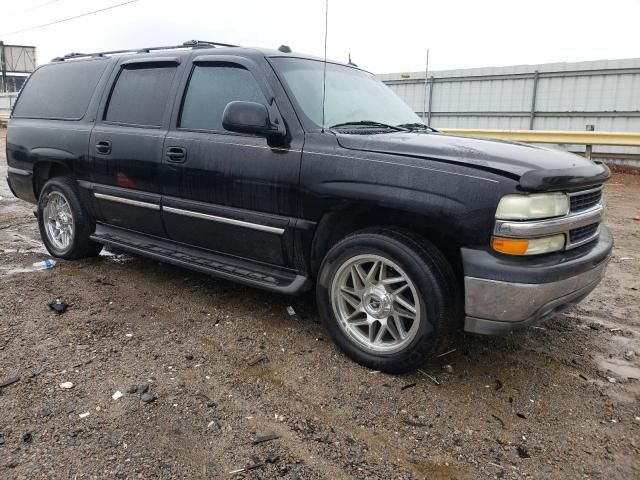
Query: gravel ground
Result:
<box><xmin>1</xmin><ymin>129</ymin><xmax>639</xmax><ymax>479</ymax></box>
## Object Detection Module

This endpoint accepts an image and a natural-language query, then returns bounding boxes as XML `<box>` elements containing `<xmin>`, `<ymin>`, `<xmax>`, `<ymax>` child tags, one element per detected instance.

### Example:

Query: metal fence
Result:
<box><xmin>379</xmin><ymin>58</ymin><xmax>640</xmax><ymax>162</ymax></box>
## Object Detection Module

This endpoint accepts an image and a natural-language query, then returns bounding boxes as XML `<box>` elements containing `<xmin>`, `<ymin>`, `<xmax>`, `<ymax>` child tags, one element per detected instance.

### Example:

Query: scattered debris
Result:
<box><xmin>495</xmin><ymin>379</ymin><xmax>504</xmax><ymax>390</ymax></box>
<box><xmin>126</xmin><ymin>384</ymin><xmax>138</xmax><ymax>394</ymax></box>
<box><xmin>441</xmin><ymin>364</ymin><xmax>454</xmax><ymax>373</ymax></box>
<box><xmin>516</xmin><ymin>413</ymin><xmax>527</xmax><ymax>419</ymax></box>
<box><xmin>22</xmin><ymin>432</ymin><xmax>32</xmax><ymax>443</ymax></box>
<box><xmin>136</xmin><ymin>383</ymin><xmax>150</xmax><ymax>395</ymax></box>
<box><xmin>228</xmin><ymin>455</ymin><xmax>272</xmax><ymax>474</ymax></box>
<box><xmin>265</xmin><ymin>453</ymin><xmax>279</xmax><ymax>464</ymax></box>
<box><xmin>436</xmin><ymin>348</ymin><xmax>456</xmax><ymax>358</ymax></box>
<box><xmin>402</xmin><ymin>419</ymin><xmax>428</xmax><ymax>427</ymax></box>
<box><xmin>48</xmin><ymin>299</ymin><xmax>69</xmax><ymax>314</ymax></box>
<box><xmin>246</xmin><ymin>353</ymin><xmax>268</xmax><ymax>366</ymax></box>
<box><xmin>286</xmin><ymin>306</ymin><xmax>296</xmax><ymax>316</ymax></box>
<box><xmin>417</xmin><ymin>369</ymin><xmax>440</xmax><ymax>385</ymax></box>
<box><xmin>491</xmin><ymin>414</ymin><xmax>505</xmax><ymax>428</ymax></box>
<box><xmin>579</xmin><ymin>374</ymin><xmax>588</xmax><ymax>381</ymax></box>
<box><xmin>252</xmin><ymin>434</ymin><xmax>279</xmax><ymax>445</ymax></box>
<box><xmin>94</xmin><ymin>276</ymin><xmax>114</xmax><ymax>286</ymax></box>
<box><xmin>633</xmin><ymin>216</ymin><xmax>640</xmax><ymax>221</ymax></box>
<box><xmin>31</xmin><ymin>259</ymin><xmax>57</xmax><ymax>271</ymax></box>
<box><xmin>517</xmin><ymin>445</ymin><xmax>531</xmax><ymax>458</ymax></box>
<box><xmin>607</xmin><ymin>377</ymin><xmax>617</xmax><ymax>384</ymax></box>
<box><xmin>0</xmin><ymin>376</ymin><xmax>20</xmax><ymax>389</ymax></box>
<box><xmin>112</xmin><ymin>390</ymin><xmax>124</xmax><ymax>401</ymax></box>
<box><xmin>246</xmin><ymin>459</ymin><xmax>264</xmax><ymax>471</ymax></box>
<box><xmin>141</xmin><ymin>392</ymin><xmax>157</xmax><ymax>403</ymax></box>
<box><xmin>79</xmin><ymin>412</ymin><xmax>90</xmax><ymax>419</ymax></box>
<box><xmin>207</xmin><ymin>420</ymin><xmax>222</xmax><ymax>432</ymax></box>
<box><xmin>401</xmin><ymin>382</ymin><xmax>417</xmax><ymax>391</ymax></box>
<box><xmin>488</xmin><ymin>461</ymin><xmax>506</xmax><ymax>470</ymax></box>
<box><xmin>624</xmin><ymin>350</ymin><xmax>635</xmax><ymax>361</ymax></box>
<box><xmin>59</xmin><ymin>382</ymin><xmax>74</xmax><ymax>389</ymax></box>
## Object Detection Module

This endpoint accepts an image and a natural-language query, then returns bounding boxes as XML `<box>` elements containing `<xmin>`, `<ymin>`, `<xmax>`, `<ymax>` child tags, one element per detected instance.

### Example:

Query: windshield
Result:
<box><xmin>272</xmin><ymin>57</ymin><xmax>423</xmax><ymax>129</ymax></box>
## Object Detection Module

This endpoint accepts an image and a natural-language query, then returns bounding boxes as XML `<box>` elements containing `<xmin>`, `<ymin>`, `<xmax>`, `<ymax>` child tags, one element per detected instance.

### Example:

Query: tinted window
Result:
<box><xmin>12</xmin><ymin>60</ymin><xmax>108</xmax><ymax>120</ymax></box>
<box><xmin>105</xmin><ymin>66</ymin><xmax>176</xmax><ymax>127</ymax></box>
<box><xmin>180</xmin><ymin>65</ymin><xmax>266</xmax><ymax>131</ymax></box>
<box><xmin>272</xmin><ymin>57</ymin><xmax>422</xmax><ymax>129</ymax></box>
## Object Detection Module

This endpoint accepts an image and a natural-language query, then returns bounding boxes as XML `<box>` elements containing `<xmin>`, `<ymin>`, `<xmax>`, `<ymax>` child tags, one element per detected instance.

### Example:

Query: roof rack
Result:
<box><xmin>52</xmin><ymin>40</ymin><xmax>239</xmax><ymax>62</ymax></box>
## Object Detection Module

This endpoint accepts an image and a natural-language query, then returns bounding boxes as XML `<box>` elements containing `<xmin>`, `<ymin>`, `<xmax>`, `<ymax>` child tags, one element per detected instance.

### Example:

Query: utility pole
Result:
<box><xmin>0</xmin><ymin>41</ymin><xmax>6</xmax><ymax>93</ymax></box>
<box><xmin>421</xmin><ymin>48</ymin><xmax>430</xmax><ymax>122</ymax></box>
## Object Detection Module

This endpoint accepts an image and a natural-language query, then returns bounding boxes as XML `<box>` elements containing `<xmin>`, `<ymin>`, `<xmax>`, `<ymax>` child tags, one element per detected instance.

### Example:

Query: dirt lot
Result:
<box><xmin>1</xmin><ymin>130</ymin><xmax>639</xmax><ymax>480</ymax></box>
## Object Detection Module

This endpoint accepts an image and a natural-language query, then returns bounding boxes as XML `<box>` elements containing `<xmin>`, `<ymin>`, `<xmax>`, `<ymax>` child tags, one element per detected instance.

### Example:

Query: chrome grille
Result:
<box><xmin>569</xmin><ymin>188</ymin><xmax>602</xmax><ymax>213</ymax></box>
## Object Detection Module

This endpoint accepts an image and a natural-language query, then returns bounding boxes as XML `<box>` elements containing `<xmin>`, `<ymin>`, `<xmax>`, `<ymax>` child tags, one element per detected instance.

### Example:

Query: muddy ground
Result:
<box><xmin>1</xmin><ymin>129</ymin><xmax>639</xmax><ymax>479</ymax></box>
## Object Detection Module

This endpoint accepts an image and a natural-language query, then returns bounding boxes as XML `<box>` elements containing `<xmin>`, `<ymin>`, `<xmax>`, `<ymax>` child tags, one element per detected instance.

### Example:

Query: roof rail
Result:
<box><xmin>52</xmin><ymin>40</ymin><xmax>239</xmax><ymax>62</ymax></box>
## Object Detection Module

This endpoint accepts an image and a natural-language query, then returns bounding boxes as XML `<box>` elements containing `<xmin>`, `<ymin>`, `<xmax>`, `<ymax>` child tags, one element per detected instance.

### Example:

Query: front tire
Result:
<box><xmin>38</xmin><ymin>177</ymin><xmax>102</xmax><ymax>259</ymax></box>
<box><xmin>316</xmin><ymin>228</ymin><xmax>460</xmax><ymax>373</ymax></box>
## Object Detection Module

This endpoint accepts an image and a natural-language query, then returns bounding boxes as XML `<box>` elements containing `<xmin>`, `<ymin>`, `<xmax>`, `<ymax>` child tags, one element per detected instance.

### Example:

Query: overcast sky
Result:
<box><xmin>1</xmin><ymin>0</ymin><xmax>639</xmax><ymax>73</ymax></box>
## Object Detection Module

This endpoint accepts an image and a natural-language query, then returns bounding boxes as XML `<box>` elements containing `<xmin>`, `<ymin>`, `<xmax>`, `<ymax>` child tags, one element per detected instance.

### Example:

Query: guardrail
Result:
<box><xmin>0</xmin><ymin>93</ymin><xmax>18</xmax><ymax>128</ymax></box>
<box><xmin>437</xmin><ymin>128</ymin><xmax>640</xmax><ymax>147</ymax></box>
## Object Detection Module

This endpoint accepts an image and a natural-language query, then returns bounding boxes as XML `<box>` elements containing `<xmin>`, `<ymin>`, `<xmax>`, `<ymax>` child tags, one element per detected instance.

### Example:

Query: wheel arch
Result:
<box><xmin>33</xmin><ymin>160</ymin><xmax>75</xmax><ymax>199</ymax></box>
<box><xmin>309</xmin><ymin>202</ymin><xmax>466</xmax><ymax>282</ymax></box>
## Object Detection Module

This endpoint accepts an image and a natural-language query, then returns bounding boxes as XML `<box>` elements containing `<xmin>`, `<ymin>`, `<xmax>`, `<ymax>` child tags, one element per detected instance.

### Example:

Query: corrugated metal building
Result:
<box><xmin>379</xmin><ymin>58</ymin><xmax>640</xmax><ymax>159</ymax></box>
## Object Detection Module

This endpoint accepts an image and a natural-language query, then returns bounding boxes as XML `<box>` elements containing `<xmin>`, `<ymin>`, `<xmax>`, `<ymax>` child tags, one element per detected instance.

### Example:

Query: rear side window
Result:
<box><xmin>105</xmin><ymin>66</ymin><xmax>176</xmax><ymax>127</ymax></box>
<box><xmin>180</xmin><ymin>65</ymin><xmax>266</xmax><ymax>131</ymax></box>
<box><xmin>12</xmin><ymin>60</ymin><xmax>108</xmax><ymax>120</ymax></box>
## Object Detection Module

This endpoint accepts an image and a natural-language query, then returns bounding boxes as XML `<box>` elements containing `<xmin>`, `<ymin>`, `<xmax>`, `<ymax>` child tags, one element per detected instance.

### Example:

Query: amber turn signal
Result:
<box><xmin>491</xmin><ymin>237</ymin><xmax>529</xmax><ymax>255</ymax></box>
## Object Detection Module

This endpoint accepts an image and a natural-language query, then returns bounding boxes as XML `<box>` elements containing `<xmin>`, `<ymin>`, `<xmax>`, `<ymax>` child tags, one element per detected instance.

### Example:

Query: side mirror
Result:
<box><xmin>222</xmin><ymin>101</ymin><xmax>284</xmax><ymax>138</ymax></box>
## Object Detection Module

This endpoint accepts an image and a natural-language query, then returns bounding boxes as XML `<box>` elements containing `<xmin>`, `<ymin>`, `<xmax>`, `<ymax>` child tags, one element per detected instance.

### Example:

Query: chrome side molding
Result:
<box><xmin>163</xmin><ymin>206</ymin><xmax>285</xmax><ymax>235</ymax></box>
<box><xmin>93</xmin><ymin>193</ymin><xmax>285</xmax><ymax>235</ymax></box>
<box><xmin>94</xmin><ymin>192</ymin><xmax>160</xmax><ymax>210</ymax></box>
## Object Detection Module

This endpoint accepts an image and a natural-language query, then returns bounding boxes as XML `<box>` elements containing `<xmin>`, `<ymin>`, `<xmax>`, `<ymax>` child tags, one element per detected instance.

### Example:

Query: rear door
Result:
<box><xmin>90</xmin><ymin>57</ymin><xmax>182</xmax><ymax>236</ymax></box>
<box><xmin>160</xmin><ymin>55</ymin><xmax>303</xmax><ymax>267</ymax></box>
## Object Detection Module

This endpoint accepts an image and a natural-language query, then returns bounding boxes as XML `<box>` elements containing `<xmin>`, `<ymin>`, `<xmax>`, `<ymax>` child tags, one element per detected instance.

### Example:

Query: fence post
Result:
<box><xmin>0</xmin><ymin>41</ymin><xmax>6</xmax><ymax>93</ymax></box>
<box><xmin>585</xmin><ymin>124</ymin><xmax>595</xmax><ymax>160</ymax></box>
<box><xmin>427</xmin><ymin>76</ymin><xmax>434</xmax><ymax>125</ymax></box>
<box><xmin>529</xmin><ymin>70</ymin><xmax>539</xmax><ymax>130</ymax></box>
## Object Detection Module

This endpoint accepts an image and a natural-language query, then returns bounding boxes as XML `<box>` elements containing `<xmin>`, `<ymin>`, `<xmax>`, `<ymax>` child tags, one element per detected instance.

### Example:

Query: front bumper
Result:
<box><xmin>462</xmin><ymin>225</ymin><xmax>613</xmax><ymax>335</ymax></box>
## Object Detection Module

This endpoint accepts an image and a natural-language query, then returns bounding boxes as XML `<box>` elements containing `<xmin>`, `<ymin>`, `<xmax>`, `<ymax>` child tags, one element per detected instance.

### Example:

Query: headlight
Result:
<box><xmin>492</xmin><ymin>234</ymin><xmax>565</xmax><ymax>255</ymax></box>
<box><xmin>496</xmin><ymin>193</ymin><xmax>569</xmax><ymax>220</ymax></box>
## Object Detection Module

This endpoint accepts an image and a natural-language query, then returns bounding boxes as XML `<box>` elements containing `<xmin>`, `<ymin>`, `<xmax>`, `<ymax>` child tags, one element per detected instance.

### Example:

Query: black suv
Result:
<box><xmin>6</xmin><ymin>41</ymin><xmax>613</xmax><ymax>372</ymax></box>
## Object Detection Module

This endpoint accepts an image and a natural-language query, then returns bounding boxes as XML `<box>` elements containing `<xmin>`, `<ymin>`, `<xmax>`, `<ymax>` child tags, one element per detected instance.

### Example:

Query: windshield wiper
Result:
<box><xmin>329</xmin><ymin>121</ymin><xmax>409</xmax><ymax>131</ymax></box>
<box><xmin>396</xmin><ymin>122</ymin><xmax>436</xmax><ymax>132</ymax></box>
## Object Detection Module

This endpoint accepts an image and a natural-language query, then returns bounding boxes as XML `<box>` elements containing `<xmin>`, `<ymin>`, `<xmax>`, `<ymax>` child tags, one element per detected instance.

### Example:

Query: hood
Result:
<box><xmin>336</xmin><ymin>131</ymin><xmax>610</xmax><ymax>192</ymax></box>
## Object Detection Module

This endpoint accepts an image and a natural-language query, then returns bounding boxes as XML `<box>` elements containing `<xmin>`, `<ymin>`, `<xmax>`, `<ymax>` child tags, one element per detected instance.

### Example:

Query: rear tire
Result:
<box><xmin>37</xmin><ymin>177</ymin><xmax>102</xmax><ymax>259</ymax></box>
<box><xmin>316</xmin><ymin>227</ymin><xmax>460</xmax><ymax>373</ymax></box>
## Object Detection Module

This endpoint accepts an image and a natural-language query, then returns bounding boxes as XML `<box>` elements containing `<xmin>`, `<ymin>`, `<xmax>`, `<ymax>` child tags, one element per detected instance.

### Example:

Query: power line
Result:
<box><xmin>6</xmin><ymin>0</ymin><xmax>66</xmax><ymax>19</ymax></box>
<box><xmin>0</xmin><ymin>0</ymin><xmax>140</xmax><ymax>37</ymax></box>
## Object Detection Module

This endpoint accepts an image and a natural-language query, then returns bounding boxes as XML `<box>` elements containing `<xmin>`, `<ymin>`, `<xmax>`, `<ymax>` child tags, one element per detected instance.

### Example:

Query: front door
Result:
<box><xmin>160</xmin><ymin>56</ymin><xmax>302</xmax><ymax>267</ymax></box>
<box><xmin>90</xmin><ymin>59</ymin><xmax>181</xmax><ymax>237</ymax></box>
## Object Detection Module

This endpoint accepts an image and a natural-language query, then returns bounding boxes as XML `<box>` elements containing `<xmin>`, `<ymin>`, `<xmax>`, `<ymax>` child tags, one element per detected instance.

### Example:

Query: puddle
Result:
<box><xmin>597</xmin><ymin>357</ymin><xmax>640</xmax><ymax>380</ymax></box>
<box><xmin>595</xmin><ymin>333</ymin><xmax>640</xmax><ymax>381</ymax></box>
<box><xmin>99</xmin><ymin>248</ymin><xmax>136</xmax><ymax>264</ymax></box>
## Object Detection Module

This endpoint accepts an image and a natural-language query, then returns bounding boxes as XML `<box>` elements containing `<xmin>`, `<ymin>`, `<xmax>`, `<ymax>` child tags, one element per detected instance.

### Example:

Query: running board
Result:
<box><xmin>91</xmin><ymin>224</ymin><xmax>309</xmax><ymax>294</ymax></box>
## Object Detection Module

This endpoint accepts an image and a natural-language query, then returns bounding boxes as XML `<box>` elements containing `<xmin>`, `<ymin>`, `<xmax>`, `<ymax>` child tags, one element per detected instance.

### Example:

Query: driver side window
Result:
<box><xmin>180</xmin><ymin>64</ymin><xmax>267</xmax><ymax>132</ymax></box>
